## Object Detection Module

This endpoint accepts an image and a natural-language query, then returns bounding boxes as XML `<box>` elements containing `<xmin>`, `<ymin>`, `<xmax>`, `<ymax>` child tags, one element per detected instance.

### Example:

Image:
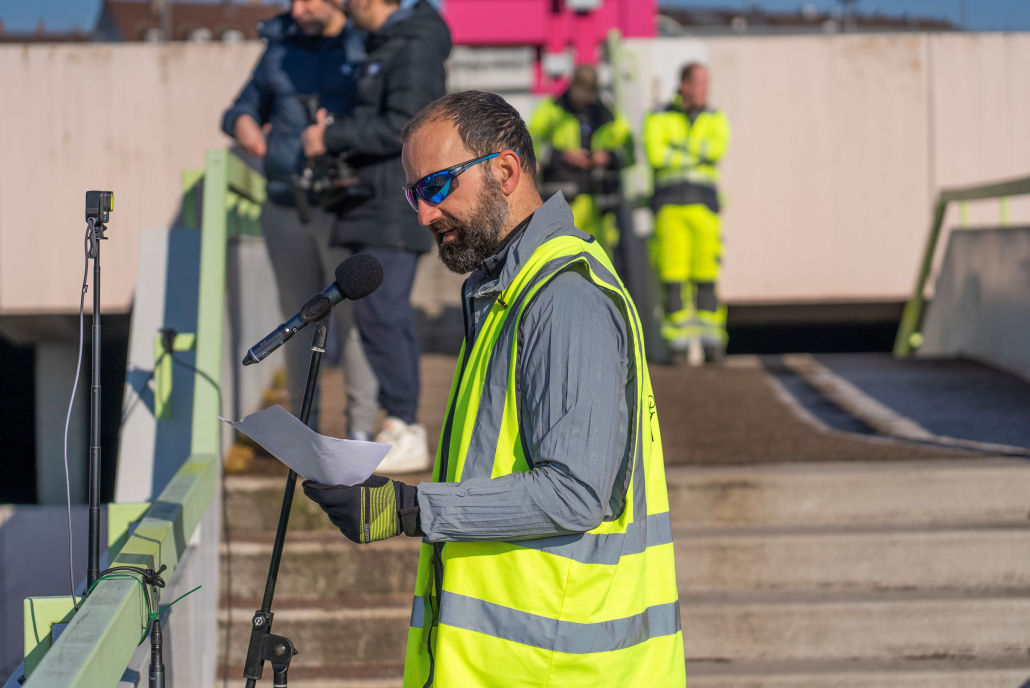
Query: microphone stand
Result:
<box><xmin>242</xmin><ymin>318</ymin><xmax>329</xmax><ymax>686</ymax></box>
<box><xmin>87</xmin><ymin>215</ymin><xmax>107</xmax><ymax>591</ymax></box>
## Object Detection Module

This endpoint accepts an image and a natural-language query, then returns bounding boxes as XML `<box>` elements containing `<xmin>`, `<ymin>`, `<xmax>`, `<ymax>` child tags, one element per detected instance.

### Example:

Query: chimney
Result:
<box><xmin>0</xmin><ymin>20</ymin><xmax>5</xmax><ymax>35</ymax></box>
<box><xmin>35</xmin><ymin>19</ymin><xmax>46</xmax><ymax>36</ymax></box>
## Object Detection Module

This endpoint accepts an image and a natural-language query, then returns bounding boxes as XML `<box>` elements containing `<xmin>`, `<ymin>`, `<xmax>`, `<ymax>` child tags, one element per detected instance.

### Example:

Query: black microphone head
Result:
<box><xmin>335</xmin><ymin>253</ymin><xmax>384</xmax><ymax>300</ymax></box>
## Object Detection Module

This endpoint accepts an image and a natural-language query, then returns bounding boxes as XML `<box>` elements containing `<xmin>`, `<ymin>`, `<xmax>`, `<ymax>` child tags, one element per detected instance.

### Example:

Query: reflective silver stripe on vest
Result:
<box><xmin>437</xmin><ymin>591</ymin><xmax>681</xmax><ymax>654</ymax></box>
<box><xmin>506</xmin><ymin>510</ymin><xmax>672</xmax><ymax>566</ymax></box>
<box><xmin>411</xmin><ymin>594</ymin><xmax>426</xmax><ymax>628</ymax></box>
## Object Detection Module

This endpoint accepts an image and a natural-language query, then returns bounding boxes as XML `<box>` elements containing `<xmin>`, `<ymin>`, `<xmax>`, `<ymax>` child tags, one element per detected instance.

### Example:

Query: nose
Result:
<box><xmin>417</xmin><ymin>198</ymin><xmax>442</xmax><ymax>227</ymax></box>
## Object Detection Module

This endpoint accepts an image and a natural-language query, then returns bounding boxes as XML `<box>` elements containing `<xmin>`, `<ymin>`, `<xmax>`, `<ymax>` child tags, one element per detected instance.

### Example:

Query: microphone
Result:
<box><xmin>242</xmin><ymin>253</ymin><xmax>383</xmax><ymax>366</ymax></box>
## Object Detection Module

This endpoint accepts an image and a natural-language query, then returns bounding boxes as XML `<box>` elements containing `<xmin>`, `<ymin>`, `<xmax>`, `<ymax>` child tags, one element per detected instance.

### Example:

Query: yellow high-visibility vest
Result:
<box><xmin>528</xmin><ymin>95</ymin><xmax>635</xmax><ymax>161</ymax></box>
<box><xmin>644</xmin><ymin>95</ymin><xmax>730</xmax><ymax>190</ymax></box>
<box><xmin>402</xmin><ymin>227</ymin><xmax>684</xmax><ymax>687</ymax></box>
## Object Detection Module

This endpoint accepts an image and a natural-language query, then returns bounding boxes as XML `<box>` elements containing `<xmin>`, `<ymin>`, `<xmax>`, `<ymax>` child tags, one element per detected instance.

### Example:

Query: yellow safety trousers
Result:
<box><xmin>652</xmin><ymin>203</ymin><xmax>722</xmax><ymax>284</ymax></box>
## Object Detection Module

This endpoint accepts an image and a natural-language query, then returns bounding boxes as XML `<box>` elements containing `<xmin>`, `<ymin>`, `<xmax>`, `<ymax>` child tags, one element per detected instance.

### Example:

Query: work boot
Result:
<box><xmin>374</xmin><ymin>417</ymin><xmax>431</xmax><ymax>474</ymax></box>
<box><xmin>702</xmin><ymin>341</ymin><xmax>726</xmax><ymax>364</ymax></box>
<box><xmin>661</xmin><ymin>309</ymin><xmax>695</xmax><ymax>353</ymax></box>
<box><xmin>697</xmin><ymin>309</ymin><xmax>728</xmax><ymax>364</ymax></box>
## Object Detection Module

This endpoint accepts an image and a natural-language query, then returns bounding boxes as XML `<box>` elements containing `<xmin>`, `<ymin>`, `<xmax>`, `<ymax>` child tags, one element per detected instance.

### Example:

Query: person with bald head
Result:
<box><xmin>644</xmin><ymin>62</ymin><xmax>731</xmax><ymax>362</ymax></box>
<box><xmin>528</xmin><ymin>64</ymin><xmax>635</xmax><ymax>257</ymax></box>
<box><xmin>301</xmin><ymin>90</ymin><xmax>684</xmax><ymax>687</ymax></box>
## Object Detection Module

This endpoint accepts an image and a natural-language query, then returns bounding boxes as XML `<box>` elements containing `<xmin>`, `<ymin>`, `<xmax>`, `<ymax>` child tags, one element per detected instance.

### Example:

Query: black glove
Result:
<box><xmin>302</xmin><ymin>476</ymin><xmax>421</xmax><ymax>543</ymax></box>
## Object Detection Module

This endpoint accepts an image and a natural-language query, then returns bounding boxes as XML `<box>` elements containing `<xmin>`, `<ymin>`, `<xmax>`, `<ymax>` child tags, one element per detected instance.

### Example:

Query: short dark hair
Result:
<box><xmin>681</xmin><ymin>62</ymin><xmax>704</xmax><ymax>83</ymax></box>
<box><xmin>401</xmin><ymin>91</ymin><xmax>537</xmax><ymax>176</ymax></box>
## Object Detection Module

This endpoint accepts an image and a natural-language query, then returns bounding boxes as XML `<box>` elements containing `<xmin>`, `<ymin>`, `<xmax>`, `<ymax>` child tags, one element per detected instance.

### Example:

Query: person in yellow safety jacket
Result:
<box><xmin>528</xmin><ymin>64</ymin><xmax>635</xmax><ymax>257</ymax></box>
<box><xmin>302</xmin><ymin>91</ymin><xmax>685</xmax><ymax>687</ymax></box>
<box><xmin>643</xmin><ymin>62</ymin><xmax>731</xmax><ymax>362</ymax></box>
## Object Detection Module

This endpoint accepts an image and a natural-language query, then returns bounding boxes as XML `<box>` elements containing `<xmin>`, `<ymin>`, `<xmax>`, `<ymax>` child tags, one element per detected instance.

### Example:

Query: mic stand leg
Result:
<box><xmin>242</xmin><ymin>318</ymin><xmax>328</xmax><ymax>686</ymax></box>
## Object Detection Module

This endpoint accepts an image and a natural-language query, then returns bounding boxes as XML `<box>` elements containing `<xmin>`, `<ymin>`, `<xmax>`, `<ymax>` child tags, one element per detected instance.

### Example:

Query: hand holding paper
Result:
<box><xmin>221</xmin><ymin>405</ymin><xmax>391</xmax><ymax>486</ymax></box>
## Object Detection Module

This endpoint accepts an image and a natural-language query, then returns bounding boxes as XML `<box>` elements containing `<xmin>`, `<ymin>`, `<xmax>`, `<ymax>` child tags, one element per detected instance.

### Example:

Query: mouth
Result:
<box><xmin>435</xmin><ymin>227</ymin><xmax>459</xmax><ymax>245</ymax></box>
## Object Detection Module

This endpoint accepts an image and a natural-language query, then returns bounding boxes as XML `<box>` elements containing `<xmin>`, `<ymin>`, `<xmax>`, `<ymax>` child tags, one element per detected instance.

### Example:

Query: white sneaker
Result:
<box><xmin>374</xmin><ymin>417</ymin><xmax>431</xmax><ymax>474</ymax></box>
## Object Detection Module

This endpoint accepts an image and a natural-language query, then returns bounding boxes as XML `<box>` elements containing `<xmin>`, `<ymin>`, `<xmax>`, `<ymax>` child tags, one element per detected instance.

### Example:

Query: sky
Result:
<box><xmin>0</xmin><ymin>0</ymin><xmax>1028</xmax><ymax>34</ymax></box>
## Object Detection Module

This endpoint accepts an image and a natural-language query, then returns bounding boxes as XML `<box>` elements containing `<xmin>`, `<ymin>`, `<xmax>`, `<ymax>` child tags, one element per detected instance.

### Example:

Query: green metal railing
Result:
<box><xmin>893</xmin><ymin>174</ymin><xmax>1030</xmax><ymax>358</ymax></box>
<box><xmin>22</xmin><ymin>150</ymin><xmax>264</xmax><ymax>687</ymax></box>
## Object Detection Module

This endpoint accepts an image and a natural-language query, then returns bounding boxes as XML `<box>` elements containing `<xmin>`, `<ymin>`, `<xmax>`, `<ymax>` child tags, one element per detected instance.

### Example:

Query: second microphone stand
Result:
<box><xmin>242</xmin><ymin>318</ymin><xmax>330</xmax><ymax>687</ymax></box>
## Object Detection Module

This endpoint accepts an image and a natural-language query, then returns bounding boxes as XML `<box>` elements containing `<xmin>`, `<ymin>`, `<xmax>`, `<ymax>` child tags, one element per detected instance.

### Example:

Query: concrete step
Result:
<box><xmin>222</xmin><ymin>664</ymin><xmax>403</xmax><ymax>685</ymax></box>
<box><xmin>225</xmin><ymin>476</ymin><xmax>342</xmax><ymax>534</ymax></box>
<box><xmin>228</xmin><ymin>671</ymin><xmax>1030</xmax><ymax>688</ymax></box>
<box><xmin>223</xmin><ymin>534</ymin><xmax>420</xmax><ymax>599</ymax></box>
<box><xmin>226</xmin><ymin>460</ymin><xmax>1030</xmax><ymax>533</ymax></box>
<box><xmin>682</xmin><ymin>592</ymin><xmax>1030</xmax><ymax>664</ymax></box>
<box><xmin>676</xmin><ymin>525</ymin><xmax>1030</xmax><ymax>594</ymax></box>
<box><xmin>686</xmin><ymin>659</ymin><xmax>1030</xmax><ymax>688</ymax></box>
<box><xmin>222</xmin><ymin>661</ymin><xmax>1030</xmax><ymax>688</ymax></box>
<box><xmin>666</xmin><ymin>460</ymin><xmax>1030</xmax><ymax>529</ymax></box>
<box><xmin>220</xmin><ymin>602</ymin><xmax>410</xmax><ymax>669</ymax></box>
<box><xmin>220</xmin><ymin>593</ymin><xmax>1030</xmax><ymax>667</ymax></box>
<box><xmin>222</xmin><ymin>526</ymin><xmax>1030</xmax><ymax>599</ymax></box>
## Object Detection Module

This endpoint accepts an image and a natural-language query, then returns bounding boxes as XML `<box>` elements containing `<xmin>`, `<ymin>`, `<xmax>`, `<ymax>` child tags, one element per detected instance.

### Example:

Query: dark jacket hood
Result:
<box><xmin>369</xmin><ymin>0</ymin><xmax>451</xmax><ymax>59</ymax></box>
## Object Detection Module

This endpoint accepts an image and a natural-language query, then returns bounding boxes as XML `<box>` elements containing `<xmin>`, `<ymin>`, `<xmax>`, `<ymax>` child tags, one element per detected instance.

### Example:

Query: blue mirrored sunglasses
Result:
<box><xmin>403</xmin><ymin>151</ymin><xmax>519</xmax><ymax>211</ymax></box>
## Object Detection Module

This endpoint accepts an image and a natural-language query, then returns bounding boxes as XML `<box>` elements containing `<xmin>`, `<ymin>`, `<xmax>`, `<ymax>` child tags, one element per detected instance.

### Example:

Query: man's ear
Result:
<box><xmin>496</xmin><ymin>150</ymin><xmax>522</xmax><ymax>197</ymax></box>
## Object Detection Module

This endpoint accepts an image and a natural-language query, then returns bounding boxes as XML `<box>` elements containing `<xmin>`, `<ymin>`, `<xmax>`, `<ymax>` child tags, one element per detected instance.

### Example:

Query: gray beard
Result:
<box><xmin>435</xmin><ymin>178</ymin><xmax>510</xmax><ymax>275</ymax></box>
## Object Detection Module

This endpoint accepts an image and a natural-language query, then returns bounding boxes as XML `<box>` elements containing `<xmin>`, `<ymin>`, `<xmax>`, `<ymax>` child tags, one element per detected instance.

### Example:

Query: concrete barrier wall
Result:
<box><xmin>2</xmin><ymin>35</ymin><xmax>1029</xmax><ymax>315</ymax></box>
<box><xmin>0</xmin><ymin>42</ymin><xmax>263</xmax><ymax>314</ymax></box>
<box><xmin>919</xmin><ymin>227</ymin><xmax>1030</xmax><ymax>380</ymax></box>
<box><xmin>623</xmin><ymin>32</ymin><xmax>1030</xmax><ymax>304</ymax></box>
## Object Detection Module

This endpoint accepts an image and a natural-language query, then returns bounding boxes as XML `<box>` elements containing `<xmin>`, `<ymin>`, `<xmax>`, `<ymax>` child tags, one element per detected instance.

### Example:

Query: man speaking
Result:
<box><xmin>303</xmin><ymin>91</ymin><xmax>685</xmax><ymax>687</ymax></box>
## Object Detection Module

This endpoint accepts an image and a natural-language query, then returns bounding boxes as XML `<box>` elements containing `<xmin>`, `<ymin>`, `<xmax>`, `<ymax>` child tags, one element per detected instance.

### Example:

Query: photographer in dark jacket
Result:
<box><xmin>222</xmin><ymin>0</ymin><xmax>379</xmax><ymax>439</ymax></box>
<box><xmin>303</xmin><ymin>0</ymin><xmax>451</xmax><ymax>472</ymax></box>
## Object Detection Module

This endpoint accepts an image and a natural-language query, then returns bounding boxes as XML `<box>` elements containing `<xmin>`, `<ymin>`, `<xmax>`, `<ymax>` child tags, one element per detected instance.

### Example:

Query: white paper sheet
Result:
<box><xmin>220</xmin><ymin>405</ymin><xmax>392</xmax><ymax>486</ymax></box>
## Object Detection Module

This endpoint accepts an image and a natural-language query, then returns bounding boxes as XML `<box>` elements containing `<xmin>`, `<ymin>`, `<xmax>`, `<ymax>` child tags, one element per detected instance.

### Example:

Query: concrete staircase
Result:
<box><xmin>222</xmin><ymin>458</ymin><xmax>1030</xmax><ymax>686</ymax></box>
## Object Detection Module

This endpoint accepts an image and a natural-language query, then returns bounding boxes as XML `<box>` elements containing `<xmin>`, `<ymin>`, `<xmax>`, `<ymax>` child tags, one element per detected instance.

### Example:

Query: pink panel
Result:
<box><xmin>621</xmin><ymin>0</ymin><xmax>657</xmax><ymax>38</ymax></box>
<box><xmin>441</xmin><ymin>0</ymin><xmax>549</xmax><ymax>45</ymax></box>
<box><xmin>441</xmin><ymin>0</ymin><xmax>658</xmax><ymax>92</ymax></box>
<box><xmin>546</xmin><ymin>6</ymin><xmax>570</xmax><ymax>54</ymax></box>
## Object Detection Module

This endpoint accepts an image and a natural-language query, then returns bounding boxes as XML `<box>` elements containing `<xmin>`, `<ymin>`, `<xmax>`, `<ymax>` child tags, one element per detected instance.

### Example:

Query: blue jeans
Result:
<box><xmin>353</xmin><ymin>247</ymin><xmax>421</xmax><ymax>424</ymax></box>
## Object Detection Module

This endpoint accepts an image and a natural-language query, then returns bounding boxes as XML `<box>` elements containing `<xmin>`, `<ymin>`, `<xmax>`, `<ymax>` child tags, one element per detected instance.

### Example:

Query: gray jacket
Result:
<box><xmin>417</xmin><ymin>193</ymin><xmax>633</xmax><ymax>541</ymax></box>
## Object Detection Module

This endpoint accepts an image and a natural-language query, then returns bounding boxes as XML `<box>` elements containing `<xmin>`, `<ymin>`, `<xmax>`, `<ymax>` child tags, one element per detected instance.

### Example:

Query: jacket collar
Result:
<box><xmin>469</xmin><ymin>192</ymin><xmax>580</xmax><ymax>299</ymax></box>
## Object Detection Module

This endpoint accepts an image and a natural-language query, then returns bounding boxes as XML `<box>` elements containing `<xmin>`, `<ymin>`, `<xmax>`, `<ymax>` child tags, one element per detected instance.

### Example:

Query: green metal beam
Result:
<box><xmin>191</xmin><ymin>149</ymin><xmax>230</xmax><ymax>457</ymax></box>
<box><xmin>24</xmin><ymin>457</ymin><xmax>218</xmax><ymax>687</ymax></box>
<box><xmin>22</xmin><ymin>148</ymin><xmax>259</xmax><ymax>687</ymax></box>
<box><xmin>894</xmin><ymin>175</ymin><xmax>1030</xmax><ymax>358</ymax></box>
<box><xmin>23</xmin><ymin>596</ymin><xmax>80</xmax><ymax>677</ymax></box>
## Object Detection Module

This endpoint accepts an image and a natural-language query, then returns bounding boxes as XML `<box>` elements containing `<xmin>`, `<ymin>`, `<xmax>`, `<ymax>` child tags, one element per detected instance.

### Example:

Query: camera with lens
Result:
<box><xmin>292</xmin><ymin>95</ymin><xmax>373</xmax><ymax>223</ymax></box>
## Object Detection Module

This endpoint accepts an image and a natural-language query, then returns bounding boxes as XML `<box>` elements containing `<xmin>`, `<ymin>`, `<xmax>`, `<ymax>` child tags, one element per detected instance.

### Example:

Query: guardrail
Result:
<box><xmin>19</xmin><ymin>150</ymin><xmax>264</xmax><ymax>687</ymax></box>
<box><xmin>893</xmin><ymin>175</ymin><xmax>1030</xmax><ymax>358</ymax></box>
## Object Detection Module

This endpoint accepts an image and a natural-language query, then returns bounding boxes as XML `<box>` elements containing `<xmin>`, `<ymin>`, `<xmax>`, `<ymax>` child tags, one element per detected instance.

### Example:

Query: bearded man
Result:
<box><xmin>302</xmin><ymin>91</ymin><xmax>685</xmax><ymax>687</ymax></box>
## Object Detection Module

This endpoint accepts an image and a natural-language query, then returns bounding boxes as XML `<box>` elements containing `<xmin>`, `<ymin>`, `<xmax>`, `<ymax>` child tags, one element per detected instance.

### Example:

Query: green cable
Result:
<box><xmin>85</xmin><ymin>574</ymin><xmax>203</xmax><ymax>644</ymax></box>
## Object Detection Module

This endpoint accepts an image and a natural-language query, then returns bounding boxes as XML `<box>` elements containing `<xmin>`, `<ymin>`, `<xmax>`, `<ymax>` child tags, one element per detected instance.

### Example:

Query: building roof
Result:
<box><xmin>96</xmin><ymin>0</ymin><xmax>286</xmax><ymax>42</ymax></box>
<box><xmin>0</xmin><ymin>19</ymin><xmax>92</xmax><ymax>43</ymax></box>
<box><xmin>658</xmin><ymin>5</ymin><xmax>957</xmax><ymax>36</ymax></box>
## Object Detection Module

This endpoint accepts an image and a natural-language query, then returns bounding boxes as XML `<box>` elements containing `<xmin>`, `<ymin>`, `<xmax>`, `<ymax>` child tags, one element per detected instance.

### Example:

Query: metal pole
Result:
<box><xmin>244</xmin><ymin>318</ymin><xmax>328</xmax><ymax>686</ymax></box>
<box><xmin>260</xmin><ymin>319</ymin><xmax>325</xmax><ymax>612</ymax></box>
<box><xmin>87</xmin><ymin>225</ymin><xmax>102</xmax><ymax>590</ymax></box>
